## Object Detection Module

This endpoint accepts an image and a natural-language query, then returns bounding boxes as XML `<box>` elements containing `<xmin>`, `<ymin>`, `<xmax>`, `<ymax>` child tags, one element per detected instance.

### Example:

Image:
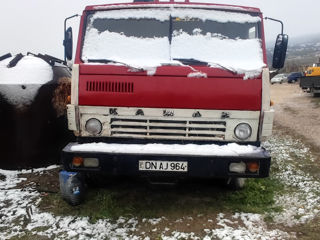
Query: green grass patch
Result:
<box><xmin>39</xmin><ymin>177</ymin><xmax>283</xmax><ymax>222</ymax></box>
<box><xmin>39</xmin><ymin>189</ymin><xmax>133</xmax><ymax>222</ymax></box>
<box><xmin>223</xmin><ymin>178</ymin><xmax>283</xmax><ymax>214</ymax></box>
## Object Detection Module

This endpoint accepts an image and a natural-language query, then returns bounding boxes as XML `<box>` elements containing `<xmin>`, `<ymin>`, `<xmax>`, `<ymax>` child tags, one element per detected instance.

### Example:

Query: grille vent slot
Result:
<box><xmin>110</xmin><ymin>117</ymin><xmax>226</xmax><ymax>141</ymax></box>
<box><xmin>86</xmin><ymin>81</ymin><xmax>134</xmax><ymax>93</ymax></box>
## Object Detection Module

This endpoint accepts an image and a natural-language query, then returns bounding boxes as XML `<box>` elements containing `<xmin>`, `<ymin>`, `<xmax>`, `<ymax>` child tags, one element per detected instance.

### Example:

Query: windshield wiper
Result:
<box><xmin>209</xmin><ymin>62</ymin><xmax>237</xmax><ymax>75</ymax></box>
<box><xmin>87</xmin><ymin>59</ymin><xmax>144</xmax><ymax>72</ymax></box>
<box><xmin>173</xmin><ymin>58</ymin><xmax>209</xmax><ymax>66</ymax></box>
<box><xmin>173</xmin><ymin>58</ymin><xmax>237</xmax><ymax>75</ymax></box>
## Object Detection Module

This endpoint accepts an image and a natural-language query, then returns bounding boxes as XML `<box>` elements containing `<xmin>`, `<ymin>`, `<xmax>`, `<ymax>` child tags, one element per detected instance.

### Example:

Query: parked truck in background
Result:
<box><xmin>59</xmin><ymin>0</ymin><xmax>288</xmax><ymax>205</ymax></box>
<box><xmin>305</xmin><ymin>61</ymin><xmax>320</xmax><ymax>77</ymax></box>
<box><xmin>300</xmin><ymin>60</ymin><xmax>320</xmax><ymax>96</ymax></box>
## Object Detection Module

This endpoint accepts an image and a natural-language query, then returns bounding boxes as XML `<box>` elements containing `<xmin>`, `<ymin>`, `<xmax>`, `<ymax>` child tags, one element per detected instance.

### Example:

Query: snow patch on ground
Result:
<box><xmin>0</xmin><ymin>166</ymin><xmax>140</xmax><ymax>240</ymax></box>
<box><xmin>209</xmin><ymin>213</ymin><xmax>292</xmax><ymax>240</ymax></box>
<box><xmin>0</xmin><ymin>56</ymin><xmax>53</xmax><ymax>106</ymax></box>
<box><xmin>263</xmin><ymin>136</ymin><xmax>320</xmax><ymax>227</ymax></box>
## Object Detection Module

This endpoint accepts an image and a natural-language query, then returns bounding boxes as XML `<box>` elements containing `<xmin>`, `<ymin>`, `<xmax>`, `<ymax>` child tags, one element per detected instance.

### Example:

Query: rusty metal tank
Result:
<box><xmin>0</xmin><ymin>53</ymin><xmax>73</xmax><ymax>169</ymax></box>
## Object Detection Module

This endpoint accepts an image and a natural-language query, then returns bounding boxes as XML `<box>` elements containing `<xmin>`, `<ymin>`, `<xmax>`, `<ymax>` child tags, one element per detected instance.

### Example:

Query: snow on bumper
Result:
<box><xmin>62</xmin><ymin>142</ymin><xmax>271</xmax><ymax>178</ymax></box>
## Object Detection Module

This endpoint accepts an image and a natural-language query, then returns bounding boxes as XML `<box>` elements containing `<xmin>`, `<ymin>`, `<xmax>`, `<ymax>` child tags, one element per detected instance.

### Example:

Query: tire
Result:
<box><xmin>60</xmin><ymin>172</ymin><xmax>85</xmax><ymax>206</ymax></box>
<box><xmin>226</xmin><ymin>178</ymin><xmax>246</xmax><ymax>190</ymax></box>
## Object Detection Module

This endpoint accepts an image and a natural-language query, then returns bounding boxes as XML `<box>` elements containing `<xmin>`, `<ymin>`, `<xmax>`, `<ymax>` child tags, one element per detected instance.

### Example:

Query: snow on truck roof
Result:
<box><xmin>85</xmin><ymin>1</ymin><xmax>261</xmax><ymax>14</ymax></box>
<box><xmin>81</xmin><ymin>1</ymin><xmax>265</xmax><ymax>79</ymax></box>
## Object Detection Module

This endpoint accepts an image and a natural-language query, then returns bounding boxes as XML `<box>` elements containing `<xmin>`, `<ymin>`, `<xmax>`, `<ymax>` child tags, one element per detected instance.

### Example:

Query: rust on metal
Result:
<box><xmin>52</xmin><ymin>77</ymin><xmax>71</xmax><ymax>117</ymax></box>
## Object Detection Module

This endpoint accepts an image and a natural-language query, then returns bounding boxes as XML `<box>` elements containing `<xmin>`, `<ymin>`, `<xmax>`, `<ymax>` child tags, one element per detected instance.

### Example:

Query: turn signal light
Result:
<box><xmin>72</xmin><ymin>157</ymin><xmax>83</xmax><ymax>167</ymax></box>
<box><xmin>270</xmin><ymin>100</ymin><xmax>274</xmax><ymax>106</ymax></box>
<box><xmin>247</xmin><ymin>162</ymin><xmax>259</xmax><ymax>173</ymax></box>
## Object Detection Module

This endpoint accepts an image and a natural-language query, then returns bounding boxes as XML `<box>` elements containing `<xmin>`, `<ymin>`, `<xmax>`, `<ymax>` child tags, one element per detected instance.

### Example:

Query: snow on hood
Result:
<box><xmin>0</xmin><ymin>56</ymin><xmax>53</xmax><ymax>107</ymax></box>
<box><xmin>83</xmin><ymin>30</ymin><xmax>265</xmax><ymax>79</ymax></box>
<box><xmin>83</xmin><ymin>29</ymin><xmax>170</xmax><ymax>68</ymax></box>
<box><xmin>172</xmin><ymin>32</ymin><xmax>265</xmax><ymax>79</ymax></box>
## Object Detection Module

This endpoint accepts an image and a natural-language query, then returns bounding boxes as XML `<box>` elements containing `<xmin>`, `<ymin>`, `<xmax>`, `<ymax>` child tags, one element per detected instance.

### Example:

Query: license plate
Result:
<box><xmin>139</xmin><ymin>160</ymin><xmax>188</xmax><ymax>172</ymax></box>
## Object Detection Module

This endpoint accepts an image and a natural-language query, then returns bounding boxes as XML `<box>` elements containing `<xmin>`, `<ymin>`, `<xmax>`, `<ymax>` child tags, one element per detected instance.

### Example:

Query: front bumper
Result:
<box><xmin>62</xmin><ymin>142</ymin><xmax>271</xmax><ymax>178</ymax></box>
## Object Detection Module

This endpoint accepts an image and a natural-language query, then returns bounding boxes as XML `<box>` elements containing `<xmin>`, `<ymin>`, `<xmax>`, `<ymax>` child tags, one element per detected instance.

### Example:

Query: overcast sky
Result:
<box><xmin>0</xmin><ymin>0</ymin><xmax>317</xmax><ymax>59</ymax></box>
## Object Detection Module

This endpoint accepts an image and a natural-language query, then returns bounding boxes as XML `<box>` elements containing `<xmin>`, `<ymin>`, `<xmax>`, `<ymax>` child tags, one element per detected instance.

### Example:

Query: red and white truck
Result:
<box><xmin>60</xmin><ymin>0</ymin><xmax>288</xmax><ymax>205</ymax></box>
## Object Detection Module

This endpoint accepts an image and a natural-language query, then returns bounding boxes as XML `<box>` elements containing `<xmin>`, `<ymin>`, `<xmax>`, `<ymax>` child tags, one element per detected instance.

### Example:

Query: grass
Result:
<box><xmin>223</xmin><ymin>178</ymin><xmax>283</xmax><ymax>214</ymax></box>
<box><xmin>39</xmin><ymin>176</ymin><xmax>284</xmax><ymax>223</ymax></box>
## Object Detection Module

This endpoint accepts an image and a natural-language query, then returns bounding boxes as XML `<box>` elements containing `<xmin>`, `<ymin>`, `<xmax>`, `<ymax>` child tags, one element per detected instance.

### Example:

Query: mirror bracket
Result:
<box><xmin>265</xmin><ymin>17</ymin><xmax>288</xmax><ymax>69</ymax></box>
<box><xmin>64</xmin><ymin>14</ymin><xmax>80</xmax><ymax>62</ymax></box>
<box><xmin>264</xmin><ymin>17</ymin><xmax>284</xmax><ymax>35</ymax></box>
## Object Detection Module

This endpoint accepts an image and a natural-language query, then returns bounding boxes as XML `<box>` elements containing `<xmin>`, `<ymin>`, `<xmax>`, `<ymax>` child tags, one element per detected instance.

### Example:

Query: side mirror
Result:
<box><xmin>272</xmin><ymin>34</ymin><xmax>288</xmax><ymax>69</ymax></box>
<box><xmin>64</xmin><ymin>27</ymin><xmax>73</xmax><ymax>61</ymax></box>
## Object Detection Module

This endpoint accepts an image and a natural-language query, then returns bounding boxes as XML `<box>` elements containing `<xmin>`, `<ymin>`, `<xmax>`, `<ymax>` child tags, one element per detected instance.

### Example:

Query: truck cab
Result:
<box><xmin>60</xmin><ymin>0</ymin><xmax>288</xmax><ymax>205</ymax></box>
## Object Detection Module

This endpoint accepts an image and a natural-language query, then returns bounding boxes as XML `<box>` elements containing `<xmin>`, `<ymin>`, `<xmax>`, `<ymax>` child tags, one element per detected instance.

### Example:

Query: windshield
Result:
<box><xmin>82</xmin><ymin>8</ymin><xmax>264</xmax><ymax>73</ymax></box>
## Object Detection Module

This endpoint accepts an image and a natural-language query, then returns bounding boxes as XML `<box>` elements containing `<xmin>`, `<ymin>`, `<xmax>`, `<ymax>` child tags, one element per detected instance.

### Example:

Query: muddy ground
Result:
<box><xmin>1</xmin><ymin>82</ymin><xmax>320</xmax><ymax>239</ymax></box>
<box><xmin>271</xmin><ymin>82</ymin><xmax>320</xmax><ymax>149</ymax></box>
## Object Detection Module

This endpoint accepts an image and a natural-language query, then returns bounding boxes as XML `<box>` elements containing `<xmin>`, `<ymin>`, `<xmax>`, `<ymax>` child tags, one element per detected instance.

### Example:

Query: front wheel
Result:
<box><xmin>226</xmin><ymin>177</ymin><xmax>246</xmax><ymax>190</ymax></box>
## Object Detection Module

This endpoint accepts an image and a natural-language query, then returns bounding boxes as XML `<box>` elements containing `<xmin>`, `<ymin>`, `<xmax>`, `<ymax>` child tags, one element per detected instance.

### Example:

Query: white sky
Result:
<box><xmin>0</xmin><ymin>0</ymin><xmax>317</xmax><ymax>59</ymax></box>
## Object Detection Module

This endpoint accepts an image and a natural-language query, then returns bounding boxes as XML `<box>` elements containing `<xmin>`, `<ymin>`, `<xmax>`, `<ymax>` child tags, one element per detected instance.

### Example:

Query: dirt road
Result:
<box><xmin>271</xmin><ymin>82</ymin><xmax>320</xmax><ymax>149</ymax></box>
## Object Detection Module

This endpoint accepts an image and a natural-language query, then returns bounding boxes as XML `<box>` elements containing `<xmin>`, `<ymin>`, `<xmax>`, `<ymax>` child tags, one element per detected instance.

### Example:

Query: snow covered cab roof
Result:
<box><xmin>85</xmin><ymin>1</ymin><xmax>261</xmax><ymax>15</ymax></box>
<box><xmin>80</xmin><ymin>0</ymin><xmax>265</xmax><ymax>78</ymax></box>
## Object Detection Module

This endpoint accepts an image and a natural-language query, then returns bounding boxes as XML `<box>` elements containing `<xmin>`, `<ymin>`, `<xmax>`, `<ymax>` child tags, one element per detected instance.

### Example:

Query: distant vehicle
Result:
<box><xmin>306</xmin><ymin>61</ymin><xmax>320</xmax><ymax>77</ymax></box>
<box><xmin>271</xmin><ymin>73</ymin><xmax>288</xmax><ymax>84</ymax></box>
<box><xmin>300</xmin><ymin>61</ymin><xmax>320</xmax><ymax>96</ymax></box>
<box><xmin>287</xmin><ymin>72</ymin><xmax>303</xmax><ymax>83</ymax></box>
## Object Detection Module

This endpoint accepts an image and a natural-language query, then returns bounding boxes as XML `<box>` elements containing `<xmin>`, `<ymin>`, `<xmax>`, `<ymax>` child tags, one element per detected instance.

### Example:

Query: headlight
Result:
<box><xmin>234</xmin><ymin>123</ymin><xmax>252</xmax><ymax>140</ymax></box>
<box><xmin>85</xmin><ymin>118</ymin><xmax>102</xmax><ymax>135</ymax></box>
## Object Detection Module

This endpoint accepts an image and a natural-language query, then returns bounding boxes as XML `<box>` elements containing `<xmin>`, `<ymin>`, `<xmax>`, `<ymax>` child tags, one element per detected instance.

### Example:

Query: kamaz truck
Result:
<box><xmin>59</xmin><ymin>0</ymin><xmax>288</xmax><ymax>205</ymax></box>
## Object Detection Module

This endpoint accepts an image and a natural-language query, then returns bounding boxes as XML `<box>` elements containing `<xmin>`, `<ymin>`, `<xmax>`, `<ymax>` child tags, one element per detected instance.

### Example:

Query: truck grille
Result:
<box><xmin>110</xmin><ymin>117</ymin><xmax>226</xmax><ymax>140</ymax></box>
<box><xmin>86</xmin><ymin>81</ymin><xmax>134</xmax><ymax>93</ymax></box>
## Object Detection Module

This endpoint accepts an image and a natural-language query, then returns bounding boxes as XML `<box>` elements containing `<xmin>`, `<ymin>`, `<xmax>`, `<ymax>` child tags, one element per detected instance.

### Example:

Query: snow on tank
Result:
<box><xmin>0</xmin><ymin>55</ymin><xmax>53</xmax><ymax>107</ymax></box>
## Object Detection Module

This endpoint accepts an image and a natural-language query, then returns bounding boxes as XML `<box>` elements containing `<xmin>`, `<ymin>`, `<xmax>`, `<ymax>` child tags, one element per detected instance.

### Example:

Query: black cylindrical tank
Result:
<box><xmin>0</xmin><ymin>55</ymin><xmax>73</xmax><ymax>169</ymax></box>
